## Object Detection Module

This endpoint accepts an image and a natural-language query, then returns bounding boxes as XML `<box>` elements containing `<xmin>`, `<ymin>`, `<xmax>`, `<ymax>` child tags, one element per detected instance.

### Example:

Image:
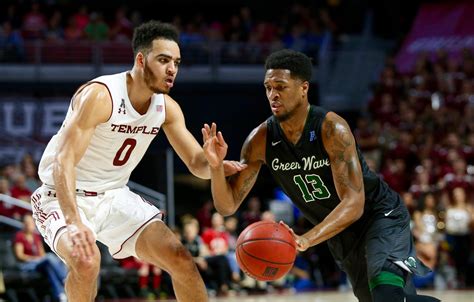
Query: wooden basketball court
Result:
<box><xmin>209</xmin><ymin>290</ymin><xmax>471</xmax><ymax>301</ymax></box>
<box><xmin>128</xmin><ymin>289</ymin><xmax>471</xmax><ymax>302</ymax></box>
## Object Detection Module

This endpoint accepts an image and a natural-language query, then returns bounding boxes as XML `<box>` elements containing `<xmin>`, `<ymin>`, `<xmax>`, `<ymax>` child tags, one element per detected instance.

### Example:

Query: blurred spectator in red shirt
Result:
<box><xmin>73</xmin><ymin>5</ymin><xmax>90</xmax><ymax>32</ymax></box>
<box><xmin>387</xmin><ymin>131</ymin><xmax>419</xmax><ymax>171</ymax></box>
<box><xmin>64</xmin><ymin>16</ymin><xmax>83</xmax><ymax>41</ymax></box>
<box><xmin>182</xmin><ymin>218</ymin><xmax>232</xmax><ymax>295</ymax></box>
<box><xmin>22</xmin><ymin>2</ymin><xmax>46</xmax><ymax>40</ymax></box>
<box><xmin>381</xmin><ymin>158</ymin><xmax>410</xmax><ymax>193</ymax></box>
<box><xmin>439</xmin><ymin>157</ymin><xmax>472</xmax><ymax>193</ymax></box>
<box><xmin>11</xmin><ymin>174</ymin><xmax>31</xmax><ymax>201</ymax></box>
<box><xmin>8</xmin><ymin>174</ymin><xmax>31</xmax><ymax>220</ymax></box>
<box><xmin>14</xmin><ymin>214</ymin><xmax>67</xmax><ymax>301</ymax></box>
<box><xmin>120</xmin><ymin>256</ymin><xmax>163</xmax><ymax>298</ymax></box>
<box><xmin>201</xmin><ymin>212</ymin><xmax>230</xmax><ymax>256</ymax></box>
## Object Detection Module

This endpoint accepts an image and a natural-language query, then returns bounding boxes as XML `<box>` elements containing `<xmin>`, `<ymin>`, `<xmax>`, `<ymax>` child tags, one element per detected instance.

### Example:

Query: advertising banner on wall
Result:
<box><xmin>395</xmin><ymin>2</ymin><xmax>474</xmax><ymax>73</ymax></box>
<box><xmin>0</xmin><ymin>98</ymin><xmax>69</xmax><ymax>165</ymax></box>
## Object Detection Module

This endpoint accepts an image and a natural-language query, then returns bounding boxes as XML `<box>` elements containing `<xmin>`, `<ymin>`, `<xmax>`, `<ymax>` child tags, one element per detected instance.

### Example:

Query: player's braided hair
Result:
<box><xmin>132</xmin><ymin>20</ymin><xmax>179</xmax><ymax>56</ymax></box>
<box><xmin>265</xmin><ymin>49</ymin><xmax>313</xmax><ymax>82</ymax></box>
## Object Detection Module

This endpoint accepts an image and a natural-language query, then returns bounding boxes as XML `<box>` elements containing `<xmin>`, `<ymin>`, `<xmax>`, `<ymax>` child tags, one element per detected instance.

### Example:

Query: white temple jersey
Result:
<box><xmin>38</xmin><ymin>71</ymin><xmax>166</xmax><ymax>192</ymax></box>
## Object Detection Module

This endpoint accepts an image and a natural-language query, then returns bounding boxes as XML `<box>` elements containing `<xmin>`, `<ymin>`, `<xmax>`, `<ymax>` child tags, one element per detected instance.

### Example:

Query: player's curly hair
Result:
<box><xmin>132</xmin><ymin>20</ymin><xmax>179</xmax><ymax>56</ymax></box>
<box><xmin>265</xmin><ymin>49</ymin><xmax>313</xmax><ymax>82</ymax></box>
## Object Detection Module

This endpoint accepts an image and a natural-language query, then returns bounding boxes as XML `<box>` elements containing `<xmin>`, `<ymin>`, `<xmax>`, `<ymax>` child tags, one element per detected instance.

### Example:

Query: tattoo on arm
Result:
<box><xmin>325</xmin><ymin>119</ymin><xmax>362</xmax><ymax>193</ymax></box>
<box><xmin>231</xmin><ymin>136</ymin><xmax>259</xmax><ymax>202</ymax></box>
<box><xmin>234</xmin><ymin>170</ymin><xmax>258</xmax><ymax>202</ymax></box>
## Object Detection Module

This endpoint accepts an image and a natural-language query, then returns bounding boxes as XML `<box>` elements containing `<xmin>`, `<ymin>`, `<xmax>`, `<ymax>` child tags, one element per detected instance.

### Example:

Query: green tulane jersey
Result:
<box><xmin>265</xmin><ymin>105</ymin><xmax>405</xmax><ymax>258</ymax></box>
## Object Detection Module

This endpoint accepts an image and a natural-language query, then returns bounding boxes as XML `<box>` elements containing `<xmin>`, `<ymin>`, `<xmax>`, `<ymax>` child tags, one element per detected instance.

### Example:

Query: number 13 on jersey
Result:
<box><xmin>293</xmin><ymin>174</ymin><xmax>331</xmax><ymax>202</ymax></box>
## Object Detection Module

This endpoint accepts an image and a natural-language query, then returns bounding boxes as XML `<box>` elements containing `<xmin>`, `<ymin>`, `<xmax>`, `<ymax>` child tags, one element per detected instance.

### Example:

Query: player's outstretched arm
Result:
<box><xmin>53</xmin><ymin>83</ymin><xmax>111</xmax><ymax>260</ymax></box>
<box><xmin>163</xmin><ymin>96</ymin><xmax>245</xmax><ymax>178</ymax></box>
<box><xmin>203</xmin><ymin>123</ymin><xmax>266</xmax><ymax>216</ymax></box>
<box><xmin>300</xmin><ymin>112</ymin><xmax>365</xmax><ymax>247</ymax></box>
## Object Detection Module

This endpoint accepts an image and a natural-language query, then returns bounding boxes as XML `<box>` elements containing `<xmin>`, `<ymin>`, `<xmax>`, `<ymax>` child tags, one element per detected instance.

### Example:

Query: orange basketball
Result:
<box><xmin>236</xmin><ymin>221</ymin><xmax>297</xmax><ymax>281</ymax></box>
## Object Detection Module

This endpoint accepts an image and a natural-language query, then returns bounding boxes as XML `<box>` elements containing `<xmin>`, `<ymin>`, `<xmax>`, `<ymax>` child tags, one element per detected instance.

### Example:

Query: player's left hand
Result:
<box><xmin>279</xmin><ymin>221</ymin><xmax>311</xmax><ymax>252</ymax></box>
<box><xmin>202</xmin><ymin>123</ymin><xmax>247</xmax><ymax>174</ymax></box>
<box><xmin>202</xmin><ymin>122</ymin><xmax>227</xmax><ymax>168</ymax></box>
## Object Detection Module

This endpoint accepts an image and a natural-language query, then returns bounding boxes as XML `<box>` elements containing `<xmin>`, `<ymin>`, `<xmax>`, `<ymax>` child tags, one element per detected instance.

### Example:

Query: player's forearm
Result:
<box><xmin>303</xmin><ymin>198</ymin><xmax>363</xmax><ymax>246</ymax></box>
<box><xmin>53</xmin><ymin>155</ymin><xmax>80</xmax><ymax>224</ymax></box>
<box><xmin>188</xmin><ymin>152</ymin><xmax>211</xmax><ymax>179</ymax></box>
<box><xmin>210</xmin><ymin>165</ymin><xmax>238</xmax><ymax>216</ymax></box>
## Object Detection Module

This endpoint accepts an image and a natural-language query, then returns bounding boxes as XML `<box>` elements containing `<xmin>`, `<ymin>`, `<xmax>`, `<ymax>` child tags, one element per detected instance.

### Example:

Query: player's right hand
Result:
<box><xmin>202</xmin><ymin>122</ymin><xmax>228</xmax><ymax>168</ymax></box>
<box><xmin>223</xmin><ymin>160</ymin><xmax>247</xmax><ymax>176</ymax></box>
<box><xmin>279</xmin><ymin>221</ymin><xmax>310</xmax><ymax>252</ymax></box>
<box><xmin>67</xmin><ymin>222</ymin><xmax>96</xmax><ymax>262</ymax></box>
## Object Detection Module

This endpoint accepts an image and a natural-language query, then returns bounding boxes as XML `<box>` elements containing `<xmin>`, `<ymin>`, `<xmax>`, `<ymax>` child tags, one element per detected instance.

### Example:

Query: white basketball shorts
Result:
<box><xmin>31</xmin><ymin>185</ymin><xmax>162</xmax><ymax>260</ymax></box>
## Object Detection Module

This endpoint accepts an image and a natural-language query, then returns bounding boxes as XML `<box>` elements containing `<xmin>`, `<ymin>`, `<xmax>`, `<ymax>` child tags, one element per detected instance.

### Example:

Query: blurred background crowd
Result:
<box><xmin>0</xmin><ymin>0</ymin><xmax>473</xmax><ymax>301</ymax></box>
<box><xmin>0</xmin><ymin>0</ymin><xmax>340</xmax><ymax>64</ymax></box>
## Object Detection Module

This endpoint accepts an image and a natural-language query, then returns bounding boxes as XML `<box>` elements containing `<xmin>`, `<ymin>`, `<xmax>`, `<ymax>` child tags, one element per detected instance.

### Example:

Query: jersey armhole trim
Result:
<box><xmin>70</xmin><ymin>81</ymin><xmax>114</xmax><ymax>123</ymax></box>
<box><xmin>162</xmin><ymin>94</ymin><xmax>168</xmax><ymax>124</ymax></box>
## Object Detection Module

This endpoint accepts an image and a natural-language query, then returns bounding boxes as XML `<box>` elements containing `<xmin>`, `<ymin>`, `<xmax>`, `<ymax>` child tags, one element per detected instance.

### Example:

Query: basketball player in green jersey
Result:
<box><xmin>202</xmin><ymin>49</ymin><xmax>440</xmax><ymax>302</ymax></box>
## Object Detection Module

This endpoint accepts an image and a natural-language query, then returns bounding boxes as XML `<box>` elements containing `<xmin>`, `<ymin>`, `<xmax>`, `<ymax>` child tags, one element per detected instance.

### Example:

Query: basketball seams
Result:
<box><xmin>238</xmin><ymin>237</ymin><xmax>296</xmax><ymax>248</ymax></box>
<box><xmin>239</xmin><ymin>243</ymin><xmax>295</xmax><ymax>265</ymax></box>
<box><xmin>239</xmin><ymin>221</ymin><xmax>277</xmax><ymax>240</ymax></box>
<box><xmin>237</xmin><ymin>245</ymin><xmax>276</xmax><ymax>281</ymax></box>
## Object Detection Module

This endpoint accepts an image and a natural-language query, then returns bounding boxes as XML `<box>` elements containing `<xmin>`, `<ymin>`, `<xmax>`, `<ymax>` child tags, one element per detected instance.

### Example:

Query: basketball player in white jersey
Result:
<box><xmin>31</xmin><ymin>21</ymin><xmax>244</xmax><ymax>302</ymax></box>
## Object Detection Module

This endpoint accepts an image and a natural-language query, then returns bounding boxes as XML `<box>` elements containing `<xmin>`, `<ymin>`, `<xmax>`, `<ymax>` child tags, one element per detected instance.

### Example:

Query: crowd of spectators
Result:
<box><xmin>0</xmin><ymin>1</ymin><xmax>339</xmax><ymax>64</ymax></box>
<box><xmin>359</xmin><ymin>47</ymin><xmax>474</xmax><ymax>289</ymax></box>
